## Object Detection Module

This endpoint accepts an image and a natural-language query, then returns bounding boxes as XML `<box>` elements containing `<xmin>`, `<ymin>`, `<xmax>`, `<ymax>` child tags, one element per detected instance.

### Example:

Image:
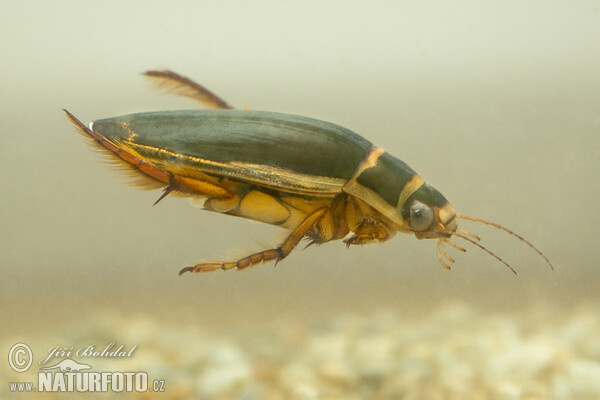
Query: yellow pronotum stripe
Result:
<box><xmin>343</xmin><ymin>147</ymin><xmax>407</xmax><ymax>226</ymax></box>
<box><xmin>396</xmin><ymin>174</ymin><xmax>425</xmax><ymax>209</ymax></box>
<box><xmin>343</xmin><ymin>147</ymin><xmax>425</xmax><ymax>228</ymax></box>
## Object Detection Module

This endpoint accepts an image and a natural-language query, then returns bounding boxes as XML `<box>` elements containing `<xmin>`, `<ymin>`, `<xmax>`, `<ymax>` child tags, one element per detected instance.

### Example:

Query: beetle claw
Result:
<box><xmin>178</xmin><ymin>266</ymin><xmax>194</xmax><ymax>276</ymax></box>
<box><xmin>343</xmin><ymin>236</ymin><xmax>360</xmax><ymax>248</ymax></box>
<box><xmin>303</xmin><ymin>240</ymin><xmax>319</xmax><ymax>250</ymax></box>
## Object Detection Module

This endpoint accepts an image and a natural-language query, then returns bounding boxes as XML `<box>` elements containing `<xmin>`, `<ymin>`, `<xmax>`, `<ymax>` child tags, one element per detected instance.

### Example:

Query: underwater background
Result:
<box><xmin>1</xmin><ymin>1</ymin><xmax>599</xmax><ymax>398</ymax></box>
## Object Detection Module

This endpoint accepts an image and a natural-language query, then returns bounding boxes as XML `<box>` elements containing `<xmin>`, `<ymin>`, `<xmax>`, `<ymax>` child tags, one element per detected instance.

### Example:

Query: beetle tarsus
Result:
<box><xmin>185</xmin><ymin>248</ymin><xmax>282</xmax><ymax>273</ymax></box>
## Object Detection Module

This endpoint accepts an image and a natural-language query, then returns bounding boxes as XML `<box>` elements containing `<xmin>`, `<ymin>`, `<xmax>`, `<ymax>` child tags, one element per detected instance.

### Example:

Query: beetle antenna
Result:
<box><xmin>449</xmin><ymin>230</ymin><xmax>517</xmax><ymax>275</ymax></box>
<box><xmin>456</xmin><ymin>215</ymin><xmax>553</xmax><ymax>270</ymax></box>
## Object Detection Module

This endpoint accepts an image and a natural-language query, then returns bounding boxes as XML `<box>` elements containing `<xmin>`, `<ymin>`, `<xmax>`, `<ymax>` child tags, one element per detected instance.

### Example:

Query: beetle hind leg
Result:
<box><xmin>180</xmin><ymin>207</ymin><xmax>330</xmax><ymax>274</ymax></box>
<box><xmin>65</xmin><ymin>109</ymin><xmax>171</xmax><ymax>189</ymax></box>
<box><xmin>143</xmin><ymin>70</ymin><xmax>234</xmax><ymax>110</ymax></box>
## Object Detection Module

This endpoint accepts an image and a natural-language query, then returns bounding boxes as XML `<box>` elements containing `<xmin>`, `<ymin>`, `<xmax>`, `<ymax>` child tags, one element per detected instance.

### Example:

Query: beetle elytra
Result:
<box><xmin>65</xmin><ymin>70</ymin><xmax>553</xmax><ymax>275</ymax></box>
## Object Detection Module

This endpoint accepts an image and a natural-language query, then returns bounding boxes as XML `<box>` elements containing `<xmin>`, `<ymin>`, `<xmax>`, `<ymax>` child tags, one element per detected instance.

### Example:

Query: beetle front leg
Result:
<box><xmin>343</xmin><ymin>217</ymin><xmax>397</xmax><ymax>247</ymax></box>
<box><xmin>343</xmin><ymin>196</ymin><xmax>396</xmax><ymax>246</ymax></box>
<box><xmin>180</xmin><ymin>207</ymin><xmax>331</xmax><ymax>274</ymax></box>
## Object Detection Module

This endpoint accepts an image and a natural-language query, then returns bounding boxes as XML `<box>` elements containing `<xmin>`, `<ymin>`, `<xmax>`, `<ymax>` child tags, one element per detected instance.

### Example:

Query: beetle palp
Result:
<box><xmin>439</xmin><ymin>240</ymin><xmax>456</xmax><ymax>263</ymax></box>
<box><xmin>457</xmin><ymin>229</ymin><xmax>480</xmax><ymax>241</ymax></box>
<box><xmin>436</xmin><ymin>241</ymin><xmax>453</xmax><ymax>270</ymax></box>
<box><xmin>443</xmin><ymin>239</ymin><xmax>466</xmax><ymax>253</ymax></box>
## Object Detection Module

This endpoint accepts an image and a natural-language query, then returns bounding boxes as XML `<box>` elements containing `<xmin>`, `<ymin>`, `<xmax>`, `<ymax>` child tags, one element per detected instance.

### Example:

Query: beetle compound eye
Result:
<box><xmin>409</xmin><ymin>201</ymin><xmax>434</xmax><ymax>231</ymax></box>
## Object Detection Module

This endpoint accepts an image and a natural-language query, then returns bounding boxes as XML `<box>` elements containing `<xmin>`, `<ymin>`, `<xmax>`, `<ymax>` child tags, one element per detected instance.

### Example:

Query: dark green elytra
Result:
<box><xmin>92</xmin><ymin>110</ymin><xmax>373</xmax><ymax>182</ymax></box>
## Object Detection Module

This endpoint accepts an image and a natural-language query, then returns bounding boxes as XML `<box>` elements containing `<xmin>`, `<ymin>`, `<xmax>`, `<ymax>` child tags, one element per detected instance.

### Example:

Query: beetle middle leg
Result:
<box><xmin>180</xmin><ymin>207</ymin><xmax>331</xmax><ymax>274</ymax></box>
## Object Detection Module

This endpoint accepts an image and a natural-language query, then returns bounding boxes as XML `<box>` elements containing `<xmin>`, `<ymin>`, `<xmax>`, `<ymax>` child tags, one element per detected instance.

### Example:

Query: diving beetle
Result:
<box><xmin>65</xmin><ymin>70</ymin><xmax>552</xmax><ymax>275</ymax></box>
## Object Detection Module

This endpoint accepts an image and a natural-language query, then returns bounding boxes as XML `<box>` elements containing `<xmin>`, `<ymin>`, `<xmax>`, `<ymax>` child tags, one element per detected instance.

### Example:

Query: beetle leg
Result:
<box><xmin>180</xmin><ymin>207</ymin><xmax>330</xmax><ymax>274</ymax></box>
<box><xmin>156</xmin><ymin>176</ymin><xmax>238</xmax><ymax>208</ymax></box>
<box><xmin>66</xmin><ymin>109</ymin><xmax>171</xmax><ymax>187</ymax></box>
<box><xmin>304</xmin><ymin>200</ymin><xmax>348</xmax><ymax>247</ymax></box>
<box><xmin>66</xmin><ymin>109</ymin><xmax>238</xmax><ymax>207</ymax></box>
<box><xmin>204</xmin><ymin>194</ymin><xmax>240</xmax><ymax>213</ymax></box>
<box><xmin>143</xmin><ymin>70</ymin><xmax>234</xmax><ymax>110</ymax></box>
<box><xmin>343</xmin><ymin>217</ymin><xmax>397</xmax><ymax>247</ymax></box>
<box><xmin>153</xmin><ymin>185</ymin><xmax>174</xmax><ymax>206</ymax></box>
<box><xmin>342</xmin><ymin>196</ymin><xmax>395</xmax><ymax>246</ymax></box>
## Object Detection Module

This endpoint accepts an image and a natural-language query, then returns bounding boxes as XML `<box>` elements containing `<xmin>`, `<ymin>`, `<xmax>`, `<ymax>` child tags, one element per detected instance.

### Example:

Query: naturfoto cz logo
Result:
<box><xmin>8</xmin><ymin>342</ymin><xmax>165</xmax><ymax>393</ymax></box>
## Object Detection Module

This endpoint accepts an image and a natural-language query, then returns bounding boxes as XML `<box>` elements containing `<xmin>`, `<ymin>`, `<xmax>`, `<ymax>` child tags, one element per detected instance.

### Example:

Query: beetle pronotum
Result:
<box><xmin>65</xmin><ymin>70</ymin><xmax>553</xmax><ymax>275</ymax></box>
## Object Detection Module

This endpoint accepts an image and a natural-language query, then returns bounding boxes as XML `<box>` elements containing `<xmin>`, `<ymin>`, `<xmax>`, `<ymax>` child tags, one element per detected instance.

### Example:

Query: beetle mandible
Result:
<box><xmin>65</xmin><ymin>70</ymin><xmax>552</xmax><ymax>275</ymax></box>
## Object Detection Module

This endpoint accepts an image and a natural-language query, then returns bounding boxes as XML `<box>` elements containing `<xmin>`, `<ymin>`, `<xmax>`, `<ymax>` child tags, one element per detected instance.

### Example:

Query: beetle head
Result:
<box><xmin>400</xmin><ymin>184</ymin><xmax>457</xmax><ymax>239</ymax></box>
<box><xmin>399</xmin><ymin>185</ymin><xmax>552</xmax><ymax>274</ymax></box>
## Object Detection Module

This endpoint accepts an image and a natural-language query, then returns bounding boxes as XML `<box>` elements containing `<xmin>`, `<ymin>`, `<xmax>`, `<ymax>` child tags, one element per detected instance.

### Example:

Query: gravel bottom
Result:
<box><xmin>3</xmin><ymin>301</ymin><xmax>600</xmax><ymax>400</ymax></box>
